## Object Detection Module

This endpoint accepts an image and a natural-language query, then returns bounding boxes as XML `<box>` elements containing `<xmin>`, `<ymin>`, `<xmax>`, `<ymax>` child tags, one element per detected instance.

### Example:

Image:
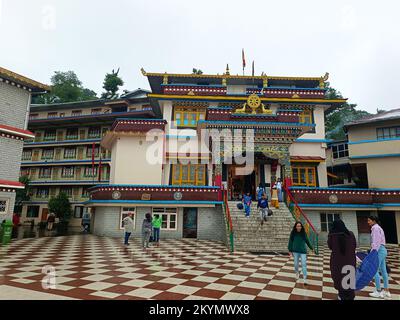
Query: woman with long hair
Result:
<box><xmin>288</xmin><ymin>221</ymin><xmax>313</xmax><ymax>285</ymax></box>
<box><xmin>328</xmin><ymin>219</ymin><xmax>357</xmax><ymax>300</ymax></box>
<box><xmin>368</xmin><ymin>216</ymin><xmax>391</xmax><ymax>299</ymax></box>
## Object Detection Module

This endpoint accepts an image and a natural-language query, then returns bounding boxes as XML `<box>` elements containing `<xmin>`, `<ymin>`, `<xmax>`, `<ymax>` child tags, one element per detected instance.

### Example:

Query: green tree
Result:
<box><xmin>325</xmin><ymin>85</ymin><xmax>371</xmax><ymax>141</ymax></box>
<box><xmin>192</xmin><ymin>68</ymin><xmax>203</xmax><ymax>75</ymax></box>
<box><xmin>101</xmin><ymin>68</ymin><xmax>124</xmax><ymax>99</ymax></box>
<box><xmin>14</xmin><ymin>175</ymin><xmax>32</xmax><ymax>214</ymax></box>
<box><xmin>48</xmin><ymin>192</ymin><xmax>72</xmax><ymax>222</ymax></box>
<box><xmin>32</xmin><ymin>71</ymin><xmax>97</xmax><ymax>104</ymax></box>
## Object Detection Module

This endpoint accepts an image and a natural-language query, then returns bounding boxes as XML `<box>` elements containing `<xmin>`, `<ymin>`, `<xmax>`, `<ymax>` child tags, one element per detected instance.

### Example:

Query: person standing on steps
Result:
<box><xmin>328</xmin><ymin>219</ymin><xmax>357</xmax><ymax>300</ymax></box>
<box><xmin>142</xmin><ymin>213</ymin><xmax>153</xmax><ymax>249</ymax></box>
<box><xmin>270</xmin><ymin>184</ymin><xmax>279</xmax><ymax>209</ymax></box>
<box><xmin>256</xmin><ymin>183</ymin><xmax>265</xmax><ymax>201</ymax></box>
<box><xmin>368</xmin><ymin>216</ymin><xmax>391</xmax><ymax>299</ymax></box>
<box><xmin>288</xmin><ymin>221</ymin><xmax>313</xmax><ymax>285</ymax></box>
<box><xmin>276</xmin><ymin>178</ymin><xmax>283</xmax><ymax>202</ymax></box>
<box><xmin>257</xmin><ymin>193</ymin><xmax>269</xmax><ymax>225</ymax></box>
<box><xmin>122</xmin><ymin>212</ymin><xmax>134</xmax><ymax>245</ymax></box>
<box><xmin>242</xmin><ymin>192</ymin><xmax>252</xmax><ymax>218</ymax></box>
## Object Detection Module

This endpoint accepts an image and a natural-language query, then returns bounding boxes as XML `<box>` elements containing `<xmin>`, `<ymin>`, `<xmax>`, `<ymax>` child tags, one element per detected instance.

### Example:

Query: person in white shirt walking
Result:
<box><xmin>122</xmin><ymin>212</ymin><xmax>134</xmax><ymax>246</ymax></box>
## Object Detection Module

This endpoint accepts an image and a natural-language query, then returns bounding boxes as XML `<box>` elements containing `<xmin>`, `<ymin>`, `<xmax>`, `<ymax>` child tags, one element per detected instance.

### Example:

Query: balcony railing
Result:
<box><xmin>246</xmin><ymin>87</ymin><xmax>326</xmax><ymax>99</ymax></box>
<box><xmin>162</xmin><ymin>84</ymin><xmax>227</xmax><ymax>96</ymax></box>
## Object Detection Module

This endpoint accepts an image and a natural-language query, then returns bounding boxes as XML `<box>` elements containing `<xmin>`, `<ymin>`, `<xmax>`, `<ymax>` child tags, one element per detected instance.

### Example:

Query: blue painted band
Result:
<box><xmin>21</xmin><ymin>159</ymin><xmax>111</xmax><ymax>165</ymax></box>
<box><xmin>348</xmin><ymin>137</ymin><xmax>400</xmax><ymax>145</ymax></box>
<box><xmin>166</xmin><ymin>134</ymin><xmax>197</xmax><ymax>139</ymax></box>
<box><xmin>83</xmin><ymin>200</ymin><xmax>223</xmax><ymax>205</ymax></box>
<box><xmin>24</xmin><ymin>139</ymin><xmax>101</xmax><ymax>146</ymax></box>
<box><xmin>297</xmin><ymin>203</ymin><xmax>378</xmax><ymax>208</ymax></box>
<box><xmin>349</xmin><ymin>153</ymin><xmax>400</xmax><ymax>159</ymax></box>
<box><xmin>207</xmin><ymin>107</ymin><xmax>233</xmax><ymax>110</ymax></box>
<box><xmin>295</xmin><ymin>139</ymin><xmax>332</xmax><ymax>143</ymax></box>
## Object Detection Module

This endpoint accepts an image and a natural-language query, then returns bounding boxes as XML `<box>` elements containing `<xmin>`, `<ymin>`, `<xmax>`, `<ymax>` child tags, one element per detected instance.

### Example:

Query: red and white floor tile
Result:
<box><xmin>0</xmin><ymin>235</ymin><xmax>399</xmax><ymax>300</ymax></box>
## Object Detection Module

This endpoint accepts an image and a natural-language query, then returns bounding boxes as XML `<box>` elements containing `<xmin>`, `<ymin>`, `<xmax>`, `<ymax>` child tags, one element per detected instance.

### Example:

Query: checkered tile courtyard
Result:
<box><xmin>0</xmin><ymin>235</ymin><xmax>399</xmax><ymax>300</ymax></box>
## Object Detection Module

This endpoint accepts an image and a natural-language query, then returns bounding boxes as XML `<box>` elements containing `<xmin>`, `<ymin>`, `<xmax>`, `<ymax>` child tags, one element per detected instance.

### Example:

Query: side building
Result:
<box><xmin>294</xmin><ymin>108</ymin><xmax>400</xmax><ymax>245</ymax></box>
<box><xmin>20</xmin><ymin>89</ymin><xmax>152</xmax><ymax>227</ymax></box>
<box><xmin>0</xmin><ymin>66</ymin><xmax>49</xmax><ymax>221</ymax></box>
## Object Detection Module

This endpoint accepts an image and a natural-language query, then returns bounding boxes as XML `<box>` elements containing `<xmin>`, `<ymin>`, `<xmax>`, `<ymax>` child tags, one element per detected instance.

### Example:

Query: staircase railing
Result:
<box><xmin>222</xmin><ymin>189</ymin><xmax>234</xmax><ymax>253</ymax></box>
<box><xmin>283</xmin><ymin>185</ymin><xmax>319</xmax><ymax>255</ymax></box>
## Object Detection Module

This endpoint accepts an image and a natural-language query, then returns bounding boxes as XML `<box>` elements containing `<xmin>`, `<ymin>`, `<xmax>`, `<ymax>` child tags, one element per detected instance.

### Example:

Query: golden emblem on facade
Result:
<box><xmin>235</xmin><ymin>94</ymin><xmax>272</xmax><ymax>114</ymax></box>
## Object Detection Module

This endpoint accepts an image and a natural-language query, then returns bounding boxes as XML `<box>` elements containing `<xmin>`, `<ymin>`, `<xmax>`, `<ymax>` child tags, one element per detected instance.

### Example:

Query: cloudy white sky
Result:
<box><xmin>1</xmin><ymin>0</ymin><xmax>399</xmax><ymax>113</ymax></box>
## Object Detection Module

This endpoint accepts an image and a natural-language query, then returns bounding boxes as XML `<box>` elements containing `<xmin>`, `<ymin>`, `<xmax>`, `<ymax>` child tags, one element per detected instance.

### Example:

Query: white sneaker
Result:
<box><xmin>295</xmin><ymin>272</ymin><xmax>299</xmax><ymax>280</ymax></box>
<box><xmin>369</xmin><ymin>290</ymin><xmax>383</xmax><ymax>299</ymax></box>
<box><xmin>303</xmin><ymin>279</ymin><xmax>307</xmax><ymax>285</ymax></box>
<box><xmin>382</xmin><ymin>290</ymin><xmax>392</xmax><ymax>299</ymax></box>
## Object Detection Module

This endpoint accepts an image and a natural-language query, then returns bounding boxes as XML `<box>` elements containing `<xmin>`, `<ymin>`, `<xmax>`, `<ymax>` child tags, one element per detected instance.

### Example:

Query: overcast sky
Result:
<box><xmin>1</xmin><ymin>0</ymin><xmax>399</xmax><ymax>113</ymax></box>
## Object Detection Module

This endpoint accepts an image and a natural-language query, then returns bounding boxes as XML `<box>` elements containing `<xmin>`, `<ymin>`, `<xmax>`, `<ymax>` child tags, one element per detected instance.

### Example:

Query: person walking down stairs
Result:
<box><xmin>288</xmin><ymin>221</ymin><xmax>313</xmax><ymax>285</ymax></box>
<box><xmin>270</xmin><ymin>185</ymin><xmax>279</xmax><ymax>209</ymax></box>
<box><xmin>257</xmin><ymin>193</ymin><xmax>269</xmax><ymax>225</ymax></box>
<box><xmin>242</xmin><ymin>192</ymin><xmax>252</xmax><ymax>218</ymax></box>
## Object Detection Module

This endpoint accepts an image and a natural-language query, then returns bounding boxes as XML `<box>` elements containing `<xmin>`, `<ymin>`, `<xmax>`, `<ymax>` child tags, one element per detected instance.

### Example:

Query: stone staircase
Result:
<box><xmin>228</xmin><ymin>201</ymin><xmax>294</xmax><ymax>253</ymax></box>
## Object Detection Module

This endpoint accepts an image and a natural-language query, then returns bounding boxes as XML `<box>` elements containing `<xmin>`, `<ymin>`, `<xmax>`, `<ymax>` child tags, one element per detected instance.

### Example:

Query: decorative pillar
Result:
<box><xmin>214</xmin><ymin>163</ymin><xmax>223</xmax><ymax>201</ymax></box>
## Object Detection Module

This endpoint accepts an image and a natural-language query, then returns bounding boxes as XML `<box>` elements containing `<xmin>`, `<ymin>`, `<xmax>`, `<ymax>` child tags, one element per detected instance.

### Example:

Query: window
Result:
<box><xmin>47</xmin><ymin>112</ymin><xmax>58</xmax><ymax>118</ymax></box>
<box><xmin>84</xmin><ymin>166</ymin><xmax>97</xmax><ymax>177</ymax></box>
<box><xmin>173</xmin><ymin>107</ymin><xmax>206</xmax><ymax>128</ymax></box>
<box><xmin>129</xmin><ymin>107</ymin><xmax>137</xmax><ymax>111</ymax></box>
<box><xmin>377</xmin><ymin>126</ymin><xmax>400</xmax><ymax>140</ymax></box>
<box><xmin>61</xmin><ymin>167</ymin><xmax>74</xmax><ymax>178</ymax></box>
<box><xmin>44</xmin><ymin>130</ymin><xmax>56</xmax><ymax>141</ymax></box>
<box><xmin>64</xmin><ymin>148</ymin><xmax>76</xmax><ymax>159</ymax></box>
<box><xmin>299</xmin><ymin>109</ymin><xmax>313</xmax><ymax>124</ymax></box>
<box><xmin>26</xmin><ymin>205</ymin><xmax>40</xmax><ymax>218</ymax></box>
<box><xmin>332</xmin><ymin>143</ymin><xmax>349</xmax><ymax>159</ymax></box>
<box><xmin>66</xmin><ymin>128</ymin><xmax>79</xmax><ymax>140</ymax></box>
<box><xmin>81</xmin><ymin>188</ymin><xmax>90</xmax><ymax>198</ymax></box>
<box><xmin>59</xmin><ymin>113</ymin><xmax>65</xmax><ymax>118</ymax></box>
<box><xmin>36</xmin><ymin>187</ymin><xmax>49</xmax><ymax>198</ymax></box>
<box><xmin>171</xmin><ymin>164</ymin><xmax>206</xmax><ymax>186</ymax></box>
<box><xmin>22</xmin><ymin>150</ymin><xmax>32</xmax><ymax>161</ymax></box>
<box><xmin>91</xmin><ymin>108</ymin><xmax>102</xmax><ymax>115</ymax></box>
<box><xmin>152</xmin><ymin>208</ymin><xmax>177</xmax><ymax>230</ymax></box>
<box><xmin>41</xmin><ymin>149</ymin><xmax>54</xmax><ymax>160</ymax></box>
<box><xmin>39</xmin><ymin>167</ymin><xmax>52</xmax><ymax>179</ymax></box>
<box><xmin>88</xmin><ymin>127</ymin><xmax>101</xmax><ymax>139</ymax></box>
<box><xmin>71</xmin><ymin>110</ymin><xmax>82</xmax><ymax>117</ymax></box>
<box><xmin>74</xmin><ymin>206</ymin><xmax>84</xmax><ymax>219</ymax></box>
<box><xmin>320</xmin><ymin>213</ymin><xmax>341</xmax><ymax>232</ymax></box>
<box><xmin>0</xmin><ymin>200</ymin><xmax>8</xmax><ymax>214</ymax></box>
<box><xmin>291</xmin><ymin>166</ymin><xmax>317</xmax><ymax>187</ymax></box>
<box><xmin>20</xmin><ymin>168</ymin><xmax>30</xmax><ymax>177</ymax></box>
<box><xmin>60</xmin><ymin>187</ymin><xmax>73</xmax><ymax>197</ymax></box>
<box><xmin>86</xmin><ymin>146</ymin><xmax>99</xmax><ymax>158</ymax></box>
<box><xmin>29</xmin><ymin>114</ymin><xmax>39</xmax><ymax>120</ymax></box>
<box><xmin>119</xmin><ymin>207</ymin><xmax>136</xmax><ymax>229</ymax></box>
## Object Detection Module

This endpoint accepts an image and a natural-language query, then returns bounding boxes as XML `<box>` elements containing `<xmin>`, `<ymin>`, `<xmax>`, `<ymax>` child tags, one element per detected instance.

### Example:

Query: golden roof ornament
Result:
<box><xmin>225</xmin><ymin>64</ymin><xmax>230</xmax><ymax>75</ymax></box>
<box><xmin>319</xmin><ymin>72</ymin><xmax>329</xmax><ymax>89</ymax></box>
<box><xmin>140</xmin><ymin>68</ymin><xmax>147</xmax><ymax>76</ymax></box>
<box><xmin>235</xmin><ymin>94</ymin><xmax>272</xmax><ymax>114</ymax></box>
<box><xmin>163</xmin><ymin>73</ymin><xmax>168</xmax><ymax>85</ymax></box>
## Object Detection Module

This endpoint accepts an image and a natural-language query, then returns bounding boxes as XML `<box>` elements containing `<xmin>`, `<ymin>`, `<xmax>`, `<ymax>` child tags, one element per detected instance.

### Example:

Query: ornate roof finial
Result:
<box><xmin>225</xmin><ymin>64</ymin><xmax>230</xmax><ymax>75</ymax></box>
<box><xmin>140</xmin><ymin>68</ymin><xmax>147</xmax><ymax>76</ymax></box>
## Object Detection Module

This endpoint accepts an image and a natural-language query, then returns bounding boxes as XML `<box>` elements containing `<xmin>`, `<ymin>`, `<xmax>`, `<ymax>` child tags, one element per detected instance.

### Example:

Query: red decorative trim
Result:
<box><xmin>163</xmin><ymin>85</ymin><xmax>227</xmax><ymax>96</ymax></box>
<box><xmin>0</xmin><ymin>179</ymin><xmax>25</xmax><ymax>189</ymax></box>
<box><xmin>290</xmin><ymin>156</ymin><xmax>325</xmax><ymax>161</ymax></box>
<box><xmin>111</xmin><ymin>119</ymin><xmax>167</xmax><ymax>132</ymax></box>
<box><xmin>0</xmin><ymin>124</ymin><xmax>34</xmax><ymax>139</ymax></box>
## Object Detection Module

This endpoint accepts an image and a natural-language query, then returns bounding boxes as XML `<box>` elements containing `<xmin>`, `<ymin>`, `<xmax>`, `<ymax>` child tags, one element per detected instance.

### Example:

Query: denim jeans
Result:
<box><xmin>374</xmin><ymin>245</ymin><xmax>389</xmax><ymax>290</ymax></box>
<box><xmin>142</xmin><ymin>230</ymin><xmax>151</xmax><ymax>248</ymax></box>
<box><xmin>259</xmin><ymin>208</ymin><xmax>267</xmax><ymax>220</ymax></box>
<box><xmin>153</xmin><ymin>227</ymin><xmax>160</xmax><ymax>242</ymax></box>
<box><xmin>293</xmin><ymin>252</ymin><xmax>308</xmax><ymax>279</ymax></box>
<box><xmin>244</xmin><ymin>204</ymin><xmax>251</xmax><ymax>217</ymax></box>
<box><xmin>124</xmin><ymin>232</ymin><xmax>131</xmax><ymax>245</ymax></box>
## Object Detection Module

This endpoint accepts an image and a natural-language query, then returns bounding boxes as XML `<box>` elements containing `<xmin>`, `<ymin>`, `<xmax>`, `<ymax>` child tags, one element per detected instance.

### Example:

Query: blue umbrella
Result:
<box><xmin>355</xmin><ymin>249</ymin><xmax>379</xmax><ymax>291</ymax></box>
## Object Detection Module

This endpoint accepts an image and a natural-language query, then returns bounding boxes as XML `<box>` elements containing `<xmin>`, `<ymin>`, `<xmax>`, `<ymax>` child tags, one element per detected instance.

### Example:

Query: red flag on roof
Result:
<box><xmin>242</xmin><ymin>49</ymin><xmax>246</xmax><ymax>69</ymax></box>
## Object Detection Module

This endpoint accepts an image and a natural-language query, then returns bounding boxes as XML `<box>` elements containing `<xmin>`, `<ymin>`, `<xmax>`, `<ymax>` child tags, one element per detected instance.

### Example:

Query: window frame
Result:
<box><xmin>22</xmin><ymin>150</ymin><xmax>32</xmax><ymax>161</ymax></box>
<box><xmin>171</xmin><ymin>164</ymin><xmax>206</xmax><ymax>186</ymax></box>
<box><xmin>61</xmin><ymin>166</ymin><xmax>75</xmax><ymax>178</ymax></box>
<box><xmin>152</xmin><ymin>207</ymin><xmax>178</xmax><ymax>231</ymax></box>
<box><xmin>71</xmin><ymin>110</ymin><xmax>82</xmax><ymax>117</ymax></box>
<box><xmin>173</xmin><ymin>107</ymin><xmax>206</xmax><ymax>128</ymax></box>
<box><xmin>376</xmin><ymin>126</ymin><xmax>400</xmax><ymax>140</ymax></box>
<box><xmin>119</xmin><ymin>207</ymin><xmax>136</xmax><ymax>230</ymax></box>
<box><xmin>47</xmin><ymin>112</ymin><xmax>58</xmax><ymax>119</ymax></box>
<box><xmin>26</xmin><ymin>205</ymin><xmax>40</xmax><ymax>218</ymax></box>
<box><xmin>88</xmin><ymin>127</ymin><xmax>101</xmax><ymax>139</ymax></box>
<box><xmin>0</xmin><ymin>199</ymin><xmax>9</xmax><ymax>214</ymax></box>
<box><xmin>41</xmin><ymin>149</ymin><xmax>54</xmax><ymax>160</ymax></box>
<box><xmin>38</xmin><ymin>167</ymin><xmax>52</xmax><ymax>179</ymax></box>
<box><xmin>36</xmin><ymin>187</ymin><xmax>49</xmax><ymax>198</ymax></box>
<box><xmin>320</xmin><ymin>213</ymin><xmax>341</xmax><ymax>232</ymax></box>
<box><xmin>64</xmin><ymin>147</ymin><xmax>77</xmax><ymax>159</ymax></box>
<box><xmin>43</xmin><ymin>130</ymin><xmax>56</xmax><ymax>141</ymax></box>
<box><xmin>291</xmin><ymin>166</ymin><xmax>317</xmax><ymax>187</ymax></box>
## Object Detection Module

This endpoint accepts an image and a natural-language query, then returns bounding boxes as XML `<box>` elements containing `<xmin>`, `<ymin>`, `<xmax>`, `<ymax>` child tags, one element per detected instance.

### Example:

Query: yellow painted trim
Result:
<box><xmin>148</xmin><ymin>94</ymin><xmax>347</xmax><ymax>104</ymax></box>
<box><xmin>0</xmin><ymin>66</ymin><xmax>50</xmax><ymax>91</ymax></box>
<box><xmin>143</xmin><ymin>71</ymin><xmax>323</xmax><ymax>81</ymax></box>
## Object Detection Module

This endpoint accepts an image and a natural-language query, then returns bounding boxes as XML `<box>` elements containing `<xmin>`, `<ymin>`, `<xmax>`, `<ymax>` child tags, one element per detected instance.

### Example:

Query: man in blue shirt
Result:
<box><xmin>257</xmin><ymin>193</ymin><xmax>269</xmax><ymax>225</ymax></box>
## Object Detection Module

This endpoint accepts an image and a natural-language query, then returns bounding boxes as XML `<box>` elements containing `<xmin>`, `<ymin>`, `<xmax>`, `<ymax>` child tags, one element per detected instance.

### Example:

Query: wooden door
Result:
<box><xmin>41</xmin><ymin>208</ymin><xmax>49</xmax><ymax>221</ymax></box>
<box><xmin>183</xmin><ymin>208</ymin><xmax>198</xmax><ymax>238</ymax></box>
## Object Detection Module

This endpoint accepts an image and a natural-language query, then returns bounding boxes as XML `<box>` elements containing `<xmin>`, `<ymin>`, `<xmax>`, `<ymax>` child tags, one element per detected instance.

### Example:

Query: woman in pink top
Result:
<box><xmin>368</xmin><ymin>216</ymin><xmax>391</xmax><ymax>299</ymax></box>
